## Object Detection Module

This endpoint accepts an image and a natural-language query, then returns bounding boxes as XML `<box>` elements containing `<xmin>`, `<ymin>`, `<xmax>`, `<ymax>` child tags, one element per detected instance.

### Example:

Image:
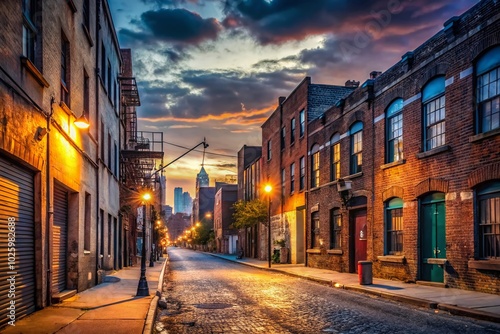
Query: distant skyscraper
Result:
<box><xmin>174</xmin><ymin>187</ymin><xmax>183</xmax><ymax>213</ymax></box>
<box><xmin>196</xmin><ymin>166</ymin><xmax>209</xmax><ymax>190</ymax></box>
<box><xmin>182</xmin><ymin>192</ymin><xmax>193</xmax><ymax>215</ymax></box>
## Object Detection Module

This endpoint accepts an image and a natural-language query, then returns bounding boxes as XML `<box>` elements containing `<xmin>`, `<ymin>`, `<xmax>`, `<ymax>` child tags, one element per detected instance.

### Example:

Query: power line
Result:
<box><xmin>163</xmin><ymin>141</ymin><xmax>237</xmax><ymax>158</ymax></box>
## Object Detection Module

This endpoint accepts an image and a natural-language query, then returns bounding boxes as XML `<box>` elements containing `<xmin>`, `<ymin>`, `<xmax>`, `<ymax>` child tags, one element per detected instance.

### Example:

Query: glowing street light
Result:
<box><xmin>264</xmin><ymin>184</ymin><xmax>272</xmax><ymax>268</ymax></box>
<box><xmin>137</xmin><ymin>191</ymin><xmax>151</xmax><ymax>296</ymax></box>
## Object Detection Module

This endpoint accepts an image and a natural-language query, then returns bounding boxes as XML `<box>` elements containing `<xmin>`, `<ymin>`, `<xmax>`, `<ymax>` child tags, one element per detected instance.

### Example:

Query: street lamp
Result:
<box><xmin>264</xmin><ymin>184</ymin><xmax>272</xmax><ymax>268</ymax></box>
<box><xmin>137</xmin><ymin>192</ymin><xmax>151</xmax><ymax>296</ymax></box>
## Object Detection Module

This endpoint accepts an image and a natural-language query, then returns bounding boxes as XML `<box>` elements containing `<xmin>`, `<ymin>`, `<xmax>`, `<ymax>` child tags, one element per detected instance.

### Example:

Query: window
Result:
<box><xmin>101</xmin><ymin>43</ymin><xmax>106</xmax><ymax>85</ymax></box>
<box><xmin>311</xmin><ymin>212</ymin><xmax>320</xmax><ymax>248</ymax></box>
<box><xmin>114</xmin><ymin>142</ymin><xmax>118</xmax><ymax>176</ymax></box>
<box><xmin>281</xmin><ymin>169</ymin><xmax>285</xmax><ymax>195</ymax></box>
<box><xmin>290</xmin><ymin>163</ymin><xmax>295</xmax><ymax>194</ymax></box>
<box><xmin>108</xmin><ymin>214</ymin><xmax>112</xmax><ymax>255</ymax></box>
<box><xmin>299</xmin><ymin>109</ymin><xmax>305</xmax><ymax>137</ymax></box>
<box><xmin>84</xmin><ymin>193</ymin><xmax>91</xmax><ymax>251</ymax></box>
<box><xmin>61</xmin><ymin>33</ymin><xmax>70</xmax><ymax>106</ymax></box>
<box><xmin>311</xmin><ymin>144</ymin><xmax>320</xmax><ymax>188</ymax></box>
<box><xmin>108</xmin><ymin>132</ymin><xmax>112</xmax><ymax>168</ymax></box>
<box><xmin>350</xmin><ymin>122</ymin><xmax>363</xmax><ymax>174</ymax></box>
<box><xmin>476</xmin><ymin>46</ymin><xmax>500</xmax><ymax>134</ymax></box>
<box><xmin>422</xmin><ymin>76</ymin><xmax>446</xmax><ymax>151</ymax></box>
<box><xmin>281</xmin><ymin>127</ymin><xmax>285</xmax><ymax>150</ymax></box>
<box><xmin>83</xmin><ymin>0</ymin><xmax>90</xmax><ymax>31</ymax></box>
<box><xmin>107</xmin><ymin>60</ymin><xmax>112</xmax><ymax>95</ymax></box>
<box><xmin>83</xmin><ymin>69</ymin><xmax>90</xmax><ymax>118</ymax></box>
<box><xmin>385</xmin><ymin>198</ymin><xmax>403</xmax><ymax>255</ymax></box>
<box><xmin>100</xmin><ymin>120</ymin><xmax>105</xmax><ymax>160</ymax></box>
<box><xmin>290</xmin><ymin>118</ymin><xmax>296</xmax><ymax>144</ymax></box>
<box><xmin>299</xmin><ymin>156</ymin><xmax>305</xmax><ymax>190</ymax></box>
<box><xmin>22</xmin><ymin>0</ymin><xmax>38</xmax><ymax>64</ymax></box>
<box><xmin>477</xmin><ymin>181</ymin><xmax>500</xmax><ymax>259</ymax></box>
<box><xmin>267</xmin><ymin>140</ymin><xmax>272</xmax><ymax>161</ymax></box>
<box><xmin>386</xmin><ymin>99</ymin><xmax>404</xmax><ymax>163</ymax></box>
<box><xmin>330</xmin><ymin>133</ymin><xmax>340</xmax><ymax>181</ymax></box>
<box><xmin>330</xmin><ymin>208</ymin><xmax>341</xmax><ymax>249</ymax></box>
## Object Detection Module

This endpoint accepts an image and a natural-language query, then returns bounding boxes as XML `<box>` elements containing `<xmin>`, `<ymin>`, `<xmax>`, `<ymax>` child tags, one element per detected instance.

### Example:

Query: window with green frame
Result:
<box><xmin>385</xmin><ymin>197</ymin><xmax>403</xmax><ymax>255</ymax></box>
<box><xmin>476</xmin><ymin>45</ymin><xmax>500</xmax><ymax>134</ymax></box>
<box><xmin>477</xmin><ymin>181</ymin><xmax>500</xmax><ymax>259</ymax></box>
<box><xmin>312</xmin><ymin>211</ymin><xmax>320</xmax><ymax>248</ymax></box>
<box><xmin>350</xmin><ymin>122</ymin><xmax>363</xmax><ymax>174</ymax></box>
<box><xmin>422</xmin><ymin>76</ymin><xmax>446</xmax><ymax>151</ymax></box>
<box><xmin>386</xmin><ymin>99</ymin><xmax>403</xmax><ymax>163</ymax></box>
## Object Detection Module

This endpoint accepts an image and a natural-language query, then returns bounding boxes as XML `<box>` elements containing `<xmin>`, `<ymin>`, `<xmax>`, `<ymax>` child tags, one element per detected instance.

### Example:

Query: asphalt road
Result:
<box><xmin>154</xmin><ymin>248</ymin><xmax>500</xmax><ymax>334</ymax></box>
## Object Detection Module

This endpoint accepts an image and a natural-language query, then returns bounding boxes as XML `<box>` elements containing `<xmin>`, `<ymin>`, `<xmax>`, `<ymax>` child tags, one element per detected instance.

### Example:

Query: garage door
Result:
<box><xmin>0</xmin><ymin>156</ymin><xmax>35</xmax><ymax>327</ymax></box>
<box><xmin>52</xmin><ymin>183</ymin><xmax>68</xmax><ymax>294</ymax></box>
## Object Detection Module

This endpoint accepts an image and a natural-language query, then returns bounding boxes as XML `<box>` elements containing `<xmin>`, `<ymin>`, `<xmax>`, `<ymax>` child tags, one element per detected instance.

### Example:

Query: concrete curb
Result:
<box><xmin>207</xmin><ymin>253</ymin><xmax>500</xmax><ymax>324</ymax></box>
<box><xmin>143</xmin><ymin>257</ymin><xmax>168</xmax><ymax>334</ymax></box>
<box><xmin>437</xmin><ymin>303</ymin><xmax>500</xmax><ymax>324</ymax></box>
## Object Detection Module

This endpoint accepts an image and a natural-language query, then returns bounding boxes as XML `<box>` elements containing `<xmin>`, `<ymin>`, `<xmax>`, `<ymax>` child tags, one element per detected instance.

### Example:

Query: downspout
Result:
<box><xmin>279</xmin><ymin>98</ymin><xmax>283</xmax><ymax>247</ymax></box>
<box><xmin>46</xmin><ymin>99</ymin><xmax>54</xmax><ymax>305</ymax></box>
<box><xmin>95</xmin><ymin>0</ymin><xmax>101</xmax><ymax>285</ymax></box>
<box><xmin>368</xmin><ymin>81</ymin><xmax>376</xmax><ymax>262</ymax></box>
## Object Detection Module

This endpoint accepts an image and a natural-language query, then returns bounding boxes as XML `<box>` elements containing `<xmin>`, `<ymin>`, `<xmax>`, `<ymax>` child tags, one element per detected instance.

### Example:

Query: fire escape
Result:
<box><xmin>119</xmin><ymin>76</ymin><xmax>164</xmax><ymax>193</ymax></box>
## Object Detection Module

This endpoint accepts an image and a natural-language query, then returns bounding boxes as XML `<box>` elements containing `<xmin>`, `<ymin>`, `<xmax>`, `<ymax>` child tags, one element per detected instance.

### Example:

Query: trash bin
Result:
<box><xmin>358</xmin><ymin>261</ymin><xmax>372</xmax><ymax>285</ymax></box>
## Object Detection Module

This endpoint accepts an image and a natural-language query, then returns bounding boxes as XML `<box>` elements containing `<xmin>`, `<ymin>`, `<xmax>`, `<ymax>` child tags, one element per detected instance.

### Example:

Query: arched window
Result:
<box><xmin>385</xmin><ymin>197</ymin><xmax>403</xmax><ymax>255</ymax></box>
<box><xmin>330</xmin><ymin>133</ymin><xmax>340</xmax><ymax>181</ymax></box>
<box><xmin>350</xmin><ymin>122</ymin><xmax>363</xmax><ymax>174</ymax></box>
<box><xmin>310</xmin><ymin>144</ymin><xmax>320</xmax><ymax>188</ymax></box>
<box><xmin>422</xmin><ymin>76</ymin><xmax>446</xmax><ymax>151</ymax></box>
<box><xmin>476</xmin><ymin>181</ymin><xmax>500</xmax><ymax>259</ymax></box>
<box><xmin>386</xmin><ymin>99</ymin><xmax>403</xmax><ymax>163</ymax></box>
<box><xmin>476</xmin><ymin>45</ymin><xmax>500</xmax><ymax>134</ymax></box>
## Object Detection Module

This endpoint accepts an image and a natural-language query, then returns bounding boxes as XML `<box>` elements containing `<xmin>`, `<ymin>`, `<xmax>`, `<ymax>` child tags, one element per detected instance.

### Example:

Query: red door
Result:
<box><xmin>353</xmin><ymin>210</ymin><xmax>367</xmax><ymax>273</ymax></box>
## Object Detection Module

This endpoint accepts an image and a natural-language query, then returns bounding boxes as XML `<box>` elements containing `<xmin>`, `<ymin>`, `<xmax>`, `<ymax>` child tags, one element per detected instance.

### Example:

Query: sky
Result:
<box><xmin>108</xmin><ymin>0</ymin><xmax>479</xmax><ymax>207</ymax></box>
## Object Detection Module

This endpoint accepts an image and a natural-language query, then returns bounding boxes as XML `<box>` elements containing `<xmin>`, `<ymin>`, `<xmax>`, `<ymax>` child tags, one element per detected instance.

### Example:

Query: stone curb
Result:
<box><xmin>143</xmin><ymin>257</ymin><xmax>168</xmax><ymax>334</ymax></box>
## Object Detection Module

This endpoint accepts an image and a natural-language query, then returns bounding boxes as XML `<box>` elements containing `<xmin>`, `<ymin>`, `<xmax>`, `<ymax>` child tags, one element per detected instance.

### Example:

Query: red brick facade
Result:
<box><xmin>302</xmin><ymin>0</ymin><xmax>500</xmax><ymax>294</ymax></box>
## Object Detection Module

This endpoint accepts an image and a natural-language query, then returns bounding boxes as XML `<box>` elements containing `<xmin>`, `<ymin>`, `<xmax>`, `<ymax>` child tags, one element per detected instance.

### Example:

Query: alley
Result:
<box><xmin>155</xmin><ymin>248</ymin><xmax>500</xmax><ymax>334</ymax></box>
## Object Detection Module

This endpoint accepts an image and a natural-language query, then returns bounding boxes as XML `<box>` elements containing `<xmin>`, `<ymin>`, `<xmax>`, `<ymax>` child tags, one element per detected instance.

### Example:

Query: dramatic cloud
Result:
<box><xmin>120</xmin><ymin>8</ymin><xmax>222</xmax><ymax>45</ymax></box>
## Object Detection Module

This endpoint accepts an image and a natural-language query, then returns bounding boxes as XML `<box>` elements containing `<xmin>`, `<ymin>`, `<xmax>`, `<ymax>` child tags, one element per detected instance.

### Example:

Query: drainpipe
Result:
<box><xmin>45</xmin><ymin>99</ymin><xmax>54</xmax><ymax>305</ymax></box>
<box><xmin>368</xmin><ymin>80</ymin><xmax>376</xmax><ymax>261</ymax></box>
<box><xmin>95</xmin><ymin>0</ymin><xmax>101</xmax><ymax>285</ymax></box>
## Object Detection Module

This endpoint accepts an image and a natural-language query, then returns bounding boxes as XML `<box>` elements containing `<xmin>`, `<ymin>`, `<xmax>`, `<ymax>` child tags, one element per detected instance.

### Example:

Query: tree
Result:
<box><xmin>232</xmin><ymin>199</ymin><xmax>268</xmax><ymax>229</ymax></box>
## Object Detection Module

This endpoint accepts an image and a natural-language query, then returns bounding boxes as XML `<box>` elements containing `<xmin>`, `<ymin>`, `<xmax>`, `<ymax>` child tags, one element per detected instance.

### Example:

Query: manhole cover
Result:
<box><xmin>194</xmin><ymin>303</ymin><xmax>232</xmax><ymax>309</ymax></box>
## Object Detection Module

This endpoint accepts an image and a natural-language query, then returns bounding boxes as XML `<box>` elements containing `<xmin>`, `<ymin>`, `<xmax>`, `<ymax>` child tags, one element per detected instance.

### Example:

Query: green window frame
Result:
<box><xmin>329</xmin><ymin>208</ymin><xmax>341</xmax><ymax>249</ymax></box>
<box><xmin>386</xmin><ymin>99</ymin><xmax>403</xmax><ymax>163</ymax></box>
<box><xmin>422</xmin><ymin>76</ymin><xmax>446</xmax><ymax>151</ymax></box>
<box><xmin>330</xmin><ymin>133</ymin><xmax>340</xmax><ymax>181</ymax></box>
<box><xmin>477</xmin><ymin>181</ymin><xmax>500</xmax><ymax>259</ymax></box>
<box><xmin>476</xmin><ymin>46</ymin><xmax>500</xmax><ymax>134</ymax></box>
<box><xmin>385</xmin><ymin>197</ymin><xmax>403</xmax><ymax>255</ymax></box>
<box><xmin>350</xmin><ymin>122</ymin><xmax>363</xmax><ymax>174</ymax></box>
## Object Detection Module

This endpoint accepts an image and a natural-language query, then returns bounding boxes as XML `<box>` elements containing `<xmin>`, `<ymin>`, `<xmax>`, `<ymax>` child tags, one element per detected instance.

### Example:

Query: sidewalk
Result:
<box><xmin>2</xmin><ymin>257</ymin><xmax>167</xmax><ymax>334</ymax></box>
<box><xmin>209</xmin><ymin>253</ymin><xmax>500</xmax><ymax>324</ymax></box>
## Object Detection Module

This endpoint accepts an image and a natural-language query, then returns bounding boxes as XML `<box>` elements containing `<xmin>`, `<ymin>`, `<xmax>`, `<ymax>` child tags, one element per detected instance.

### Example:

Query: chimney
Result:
<box><xmin>345</xmin><ymin>80</ymin><xmax>360</xmax><ymax>88</ymax></box>
<box><xmin>370</xmin><ymin>71</ymin><xmax>382</xmax><ymax>79</ymax></box>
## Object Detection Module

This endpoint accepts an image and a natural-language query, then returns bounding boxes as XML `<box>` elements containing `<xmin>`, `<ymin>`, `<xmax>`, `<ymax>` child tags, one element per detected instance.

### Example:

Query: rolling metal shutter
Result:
<box><xmin>52</xmin><ymin>183</ymin><xmax>68</xmax><ymax>294</ymax></box>
<box><xmin>0</xmin><ymin>156</ymin><xmax>35</xmax><ymax>327</ymax></box>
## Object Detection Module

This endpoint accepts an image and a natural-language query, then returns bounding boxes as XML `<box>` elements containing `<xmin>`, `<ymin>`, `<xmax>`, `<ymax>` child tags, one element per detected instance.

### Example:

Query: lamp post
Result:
<box><xmin>264</xmin><ymin>184</ymin><xmax>272</xmax><ymax>268</ymax></box>
<box><xmin>137</xmin><ymin>192</ymin><xmax>151</xmax><ymax>296</ymax></box>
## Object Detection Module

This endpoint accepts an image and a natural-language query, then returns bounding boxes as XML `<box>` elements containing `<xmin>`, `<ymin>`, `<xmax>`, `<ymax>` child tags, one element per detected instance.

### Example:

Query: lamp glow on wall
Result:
<box><xmin>74</xmin><ymin>114</ymin><xmax>90</xmax><ymax>129</ymax></box>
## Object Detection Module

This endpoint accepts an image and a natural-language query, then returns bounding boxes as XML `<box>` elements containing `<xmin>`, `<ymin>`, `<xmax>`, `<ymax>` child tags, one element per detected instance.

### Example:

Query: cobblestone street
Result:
<box><xmin>154</xmin><ymin>248</ymin><xmax>500</xmax><ymax>334</ymax></box>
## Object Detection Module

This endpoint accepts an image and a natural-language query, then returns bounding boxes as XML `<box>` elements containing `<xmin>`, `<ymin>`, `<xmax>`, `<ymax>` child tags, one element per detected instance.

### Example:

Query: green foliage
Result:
<box><xmin>232</xmin><ymin>199</ymin><xmax>268</xmax><ymax>229</ymax></box>
<box><xmin>272</xmin><ymin>251</ymin><xmax>280</xmax><ymax>264</ymax></box>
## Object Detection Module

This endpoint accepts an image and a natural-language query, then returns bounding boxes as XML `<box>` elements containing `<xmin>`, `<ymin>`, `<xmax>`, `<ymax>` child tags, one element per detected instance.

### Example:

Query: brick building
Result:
<box><xmin>261</xmin><ymin>78</ymin><xmax>354</xmax><ymax>265</ymax></box>
<box><xmin>302</xmin><ymin>0</ymin><xmax>500</xmax><ymax>294</ymax></box>
<box><xmin>0</xmin><ymin>0</ymin><xmax>126</xmax><ymax>326</ymax></box>
<box><xmin>214</xmin><ymin>184</ymin><xmax>238</xmax><ymax>254</ymax></box>
<box><xmin>236</xmin><ymin>145</ymin><xmax>263</xmax><ymax>258</ymax></box>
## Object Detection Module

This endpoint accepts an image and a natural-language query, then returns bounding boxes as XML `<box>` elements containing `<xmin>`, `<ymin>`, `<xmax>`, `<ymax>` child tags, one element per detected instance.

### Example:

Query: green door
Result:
<box><xmin>420</xmin><ymin>193</ymin><xmax>446</xmax><ymax>282</ymax></box>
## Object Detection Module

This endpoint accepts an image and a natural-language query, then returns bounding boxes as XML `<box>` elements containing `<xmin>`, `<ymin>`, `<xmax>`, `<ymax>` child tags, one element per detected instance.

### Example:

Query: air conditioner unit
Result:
<box><xmin>336</xmin><ymin>179</ymin><xmax>352</xmax><ymax>192</ymax></box>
